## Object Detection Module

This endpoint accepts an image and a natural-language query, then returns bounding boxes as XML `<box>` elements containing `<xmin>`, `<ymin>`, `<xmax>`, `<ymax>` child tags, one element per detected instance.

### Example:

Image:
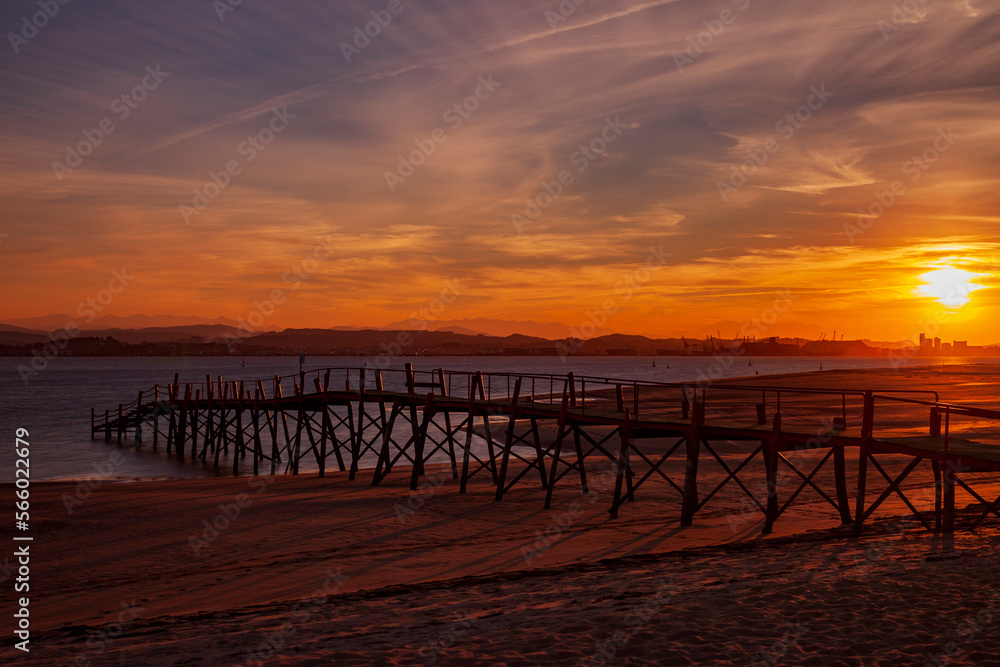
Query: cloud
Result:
<box><xmin>1</xmin><ymin>0</ymin><xmax>998</xmax><ymax>341</ymax></box>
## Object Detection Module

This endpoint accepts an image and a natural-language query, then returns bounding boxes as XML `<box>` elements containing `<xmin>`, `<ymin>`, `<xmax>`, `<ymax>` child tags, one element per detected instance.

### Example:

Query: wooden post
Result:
<box><xmin>680</xmin><ymin>402</ymin><xmax>703</xmax><ymax>526</ymax></box>
<box><xmin>292</xmin><ymin>384</ymin><xmax>305</xmax><ymax>475</ymax></box>
<box><xmin>91</xmin><ymin>408</ymin><xmax>96</xmax><ymax>440</ymax></box>
<box><xmin>405</xmin><ymin>362</ymin><xmax>415</xmax><ymax>394</ymax></box>
<box><xmin>833</xmin><ymin>443</ymin><xmax>851</xmax><ymax>524</ymax></box>
<box><xmin>226</xmin><ymin>381</ymin><xmax>238</xmax><ymax>456</ymax></box>
<box><xmin>572</xmin><ymin>425</ymin><xmax>588</xmax><ymax>494</ymax></box>
<box><xmin>763</xmin><ymin>412</ymin><xmax>781</xmax><ymax>534</ymax></box>
<box><xmin>933</xmin><ymin>401</ymin><xmax>946</xmax><ymax>531</ymax></box>
<box><xmin>460</xmin><ymin>375</ymin><xmax>481</xmax><ymax>493</ymax></box>
<box><xmin>529</xmin><ymin>415</ymin><xmax>548</xmax><ymax>490</ymax></box>
<box><xmin>271</xmin><ymin>377</ymin><xmax>281</xmax><ymax>475</ymax></box>
<box><xmin>438</xmin><ymin>370</ymin><xmax>458</xmax><ymax>479</ymax></box>
<box><xmin>134</xmin><ymin>391</ymin><xmax>143</xmax><ymax>446</ymax></box>
<box><xmin>942</xmin><ymin>460</ymin><xmax>956</xmax><ymax>533</ymax></box>
<box><xmin>252</xmin><ymin>384</ymin><xmax>262</xmax><ymax>476</ymax></box>
<box><xmin>176</xmin><ymin>385</ymin><xmax>191</xmax><ymax>456</ymax></box>
<box><xmin>478</xmin><ymin>374</ymin><xmax>498</xmax><ymax>485</ymax></box>
<box><xmin>318</xmin><ymin>371</ymin><xmax>336</xmax><ymax>476</ymax></box>
<box><xmin>350</xmin><ymin>368</ymin><xmax>366</xmax><ymax>481</ymax></box>
<box><xmin>206</xmin><ymin>387</ymin><xmax>217</xmax><ymax>465</ymax></box>
<box><xmin>932</xmin><ymin>460</ymin><xmax>942</xmax><ymax>532</ymax></box>
<box><xmin>460</xmin><ymin>372</ymin><xmax>497</xmax><ymax>492</ymax></box>
<box><xmin>344</xmin><ymin>387</ymin><xmax>358</xmax><ymax>476</ymax></box>
<box><xmin>409</xmin><ymin>394</ymin><xmax>435</xmax><ymax>491</ymax></box>
<box><xmin>410</xmin><ymin>397</ymin><xmax>424</xmax><ymax>479</ymax></box>
<box><xmin>276</xmin><ymin>377</ymin><xmax>292</xmax><ymax>467</ymax></box>
<box><xmin>152</xmin><ymin>386</ymin><xmax>159</xmax><ymax>451</ymax></box>
<box><xmin>166</xmin><ymin>383</ymin><xmax>176</xmax><ymax>454</ymax></box>
<box><xmin>191</xmin><ymin>390</ymin><xmax>200</xmax><ymax>461</ymax></box>
<box><xmin>853</xmin><ymin>391</ymin><xmax>875</xmax><ymax>535</ymax></box>
<box><xmin>610</xmin><ymin>409</ymin><xmax>634</xmax><ymax>519</ymax></box>
<box><xmin>372</xmin><ymin>399</ymin><xmax>402</xmax><ymax>486</ymax></box>
<box><xmin>234</xmin><ymin>392</ymin><xmax>245</xmax><ymax>476</ymax></box>
<box><xmin>213</xmin><ymin>387</ymin><xmax>225</xmax><ymax>469</ymax></box>
<box><xmin>494</xmin><ymin>378</ymin><xmax>523</xmax><ymax>502</ymax></box>
<box><xmin>104</xmin><ymin>410</ymin><xmax>111</xmax><ymax>441</ymax></box>
<box><xmin>544</xmin><ymin>379</ymin><xmax>572</xmax><ymax>509</ymax></box>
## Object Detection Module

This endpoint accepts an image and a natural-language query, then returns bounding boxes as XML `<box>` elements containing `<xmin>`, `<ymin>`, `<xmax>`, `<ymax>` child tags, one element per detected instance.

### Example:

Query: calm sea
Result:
<box><xmin>2</xmin><ymin>355</ymin><xmax>997</xmax><ymax>482</ymax></box>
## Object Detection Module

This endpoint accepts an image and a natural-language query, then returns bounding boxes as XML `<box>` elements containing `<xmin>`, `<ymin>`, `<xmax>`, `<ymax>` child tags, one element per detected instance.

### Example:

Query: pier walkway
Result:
<box><xmin>91</xmin><ymin>365</ymin><xmax>1000</xmax><ymax>535</ymax></box>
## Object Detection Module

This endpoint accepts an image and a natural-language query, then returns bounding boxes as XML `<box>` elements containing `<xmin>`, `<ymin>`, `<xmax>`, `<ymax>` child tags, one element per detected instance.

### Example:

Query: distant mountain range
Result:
<box><xmin>0</xmin><ymin>314</ymin><xmax>603</xmax><ymax>339</ymax></box>
<box><xmin>0</xmin><ymin>314</ymin><xmax>244</xmax><ymax>331</ymax></box>
<box><xmin>377</xmin><ymin>317</ymin><xmax>613</xmax><ymax>339</ymax></box>
<box><xmin>0</xmin><ymin>315</ymin><xmax>996</xmax><ymax>352</ymax></box>
<box><xmin>0</xmin><ymin>323</ymin><xmax>246</xmax><ymax>346</ymax></box>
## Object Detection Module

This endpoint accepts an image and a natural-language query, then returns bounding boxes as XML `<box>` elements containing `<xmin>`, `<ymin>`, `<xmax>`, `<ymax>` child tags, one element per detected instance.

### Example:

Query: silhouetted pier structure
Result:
<box><xmin>91</xmin><ymin>365</ymin><xmax>1000</xmax><ymax>535</ymax></box>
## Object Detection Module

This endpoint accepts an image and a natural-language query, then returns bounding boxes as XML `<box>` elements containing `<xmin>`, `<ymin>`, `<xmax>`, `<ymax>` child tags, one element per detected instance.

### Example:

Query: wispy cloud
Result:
<box><xmin>0</xmin><ymin>0</ymin><xmax>998</xmax><ymax>342</ymax></box>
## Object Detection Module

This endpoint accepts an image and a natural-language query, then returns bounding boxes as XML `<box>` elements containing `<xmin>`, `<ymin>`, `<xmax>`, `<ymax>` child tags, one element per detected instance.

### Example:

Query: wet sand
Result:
<box><xmin>2</xmin><ymin>363</ymin><xmax>999</xmax><ymax>665</ymax></box>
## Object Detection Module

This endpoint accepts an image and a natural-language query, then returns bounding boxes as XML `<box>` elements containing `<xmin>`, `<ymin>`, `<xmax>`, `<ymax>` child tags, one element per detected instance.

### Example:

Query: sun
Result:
<box><xmin>915</xmin><ymin>267</ymin><xmax>982</xmax><ymax>308</ymax></box>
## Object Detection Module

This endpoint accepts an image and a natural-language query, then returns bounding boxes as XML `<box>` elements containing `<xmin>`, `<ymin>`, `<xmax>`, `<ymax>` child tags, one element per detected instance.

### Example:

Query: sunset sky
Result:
<box><xmin>1</xmin><ymin>0</ymin><xmax>998</xmax><ymax>343</ymax></box>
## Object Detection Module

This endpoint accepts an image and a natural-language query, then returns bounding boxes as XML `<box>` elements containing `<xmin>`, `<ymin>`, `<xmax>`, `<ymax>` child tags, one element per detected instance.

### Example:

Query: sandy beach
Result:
<box><xmin>3</xmin><ymin>364</ymin><xmax>1000</xmax><ymax>665</ymax></box>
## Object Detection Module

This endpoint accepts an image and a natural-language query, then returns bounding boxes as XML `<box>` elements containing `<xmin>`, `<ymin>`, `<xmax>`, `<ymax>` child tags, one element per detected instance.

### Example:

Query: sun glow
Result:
<box><xmin>915</xmin><ymin>267</ymin><xmax>983</xmax><ymax>308</ymax></box>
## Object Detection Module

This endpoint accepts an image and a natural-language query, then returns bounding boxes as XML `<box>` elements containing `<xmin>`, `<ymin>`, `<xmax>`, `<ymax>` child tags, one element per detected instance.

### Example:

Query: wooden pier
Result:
<box><xmin>91</xmin><ymin>365</ymin><xmax>1000</xmax><ymax>535</ymax></box>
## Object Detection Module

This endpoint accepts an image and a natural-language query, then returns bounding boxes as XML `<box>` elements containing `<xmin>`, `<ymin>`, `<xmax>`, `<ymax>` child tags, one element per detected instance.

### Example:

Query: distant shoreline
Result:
<box><xmin>3</xmin><ymin>351</ymin><xmax>1000</xmax><ymax>358</ymax></box>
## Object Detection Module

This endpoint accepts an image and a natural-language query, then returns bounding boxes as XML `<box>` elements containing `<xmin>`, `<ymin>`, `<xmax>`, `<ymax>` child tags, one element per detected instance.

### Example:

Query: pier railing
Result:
<box><xmin>92</xmin><ymin>365</ymin><xmax>949</xmax><ymax>441</ymax></box>
<box><xmin>89</xmin><ymin>364</ymin><xmax>1000</xmax><ymax>535</ymax></box>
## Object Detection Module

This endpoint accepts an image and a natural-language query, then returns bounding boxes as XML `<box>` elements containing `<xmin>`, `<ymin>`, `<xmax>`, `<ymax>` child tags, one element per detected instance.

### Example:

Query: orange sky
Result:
<box><xmin>1</xmin><ymin>0</ymin><xmax>998</xmax><ymax>343</ymax></box>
